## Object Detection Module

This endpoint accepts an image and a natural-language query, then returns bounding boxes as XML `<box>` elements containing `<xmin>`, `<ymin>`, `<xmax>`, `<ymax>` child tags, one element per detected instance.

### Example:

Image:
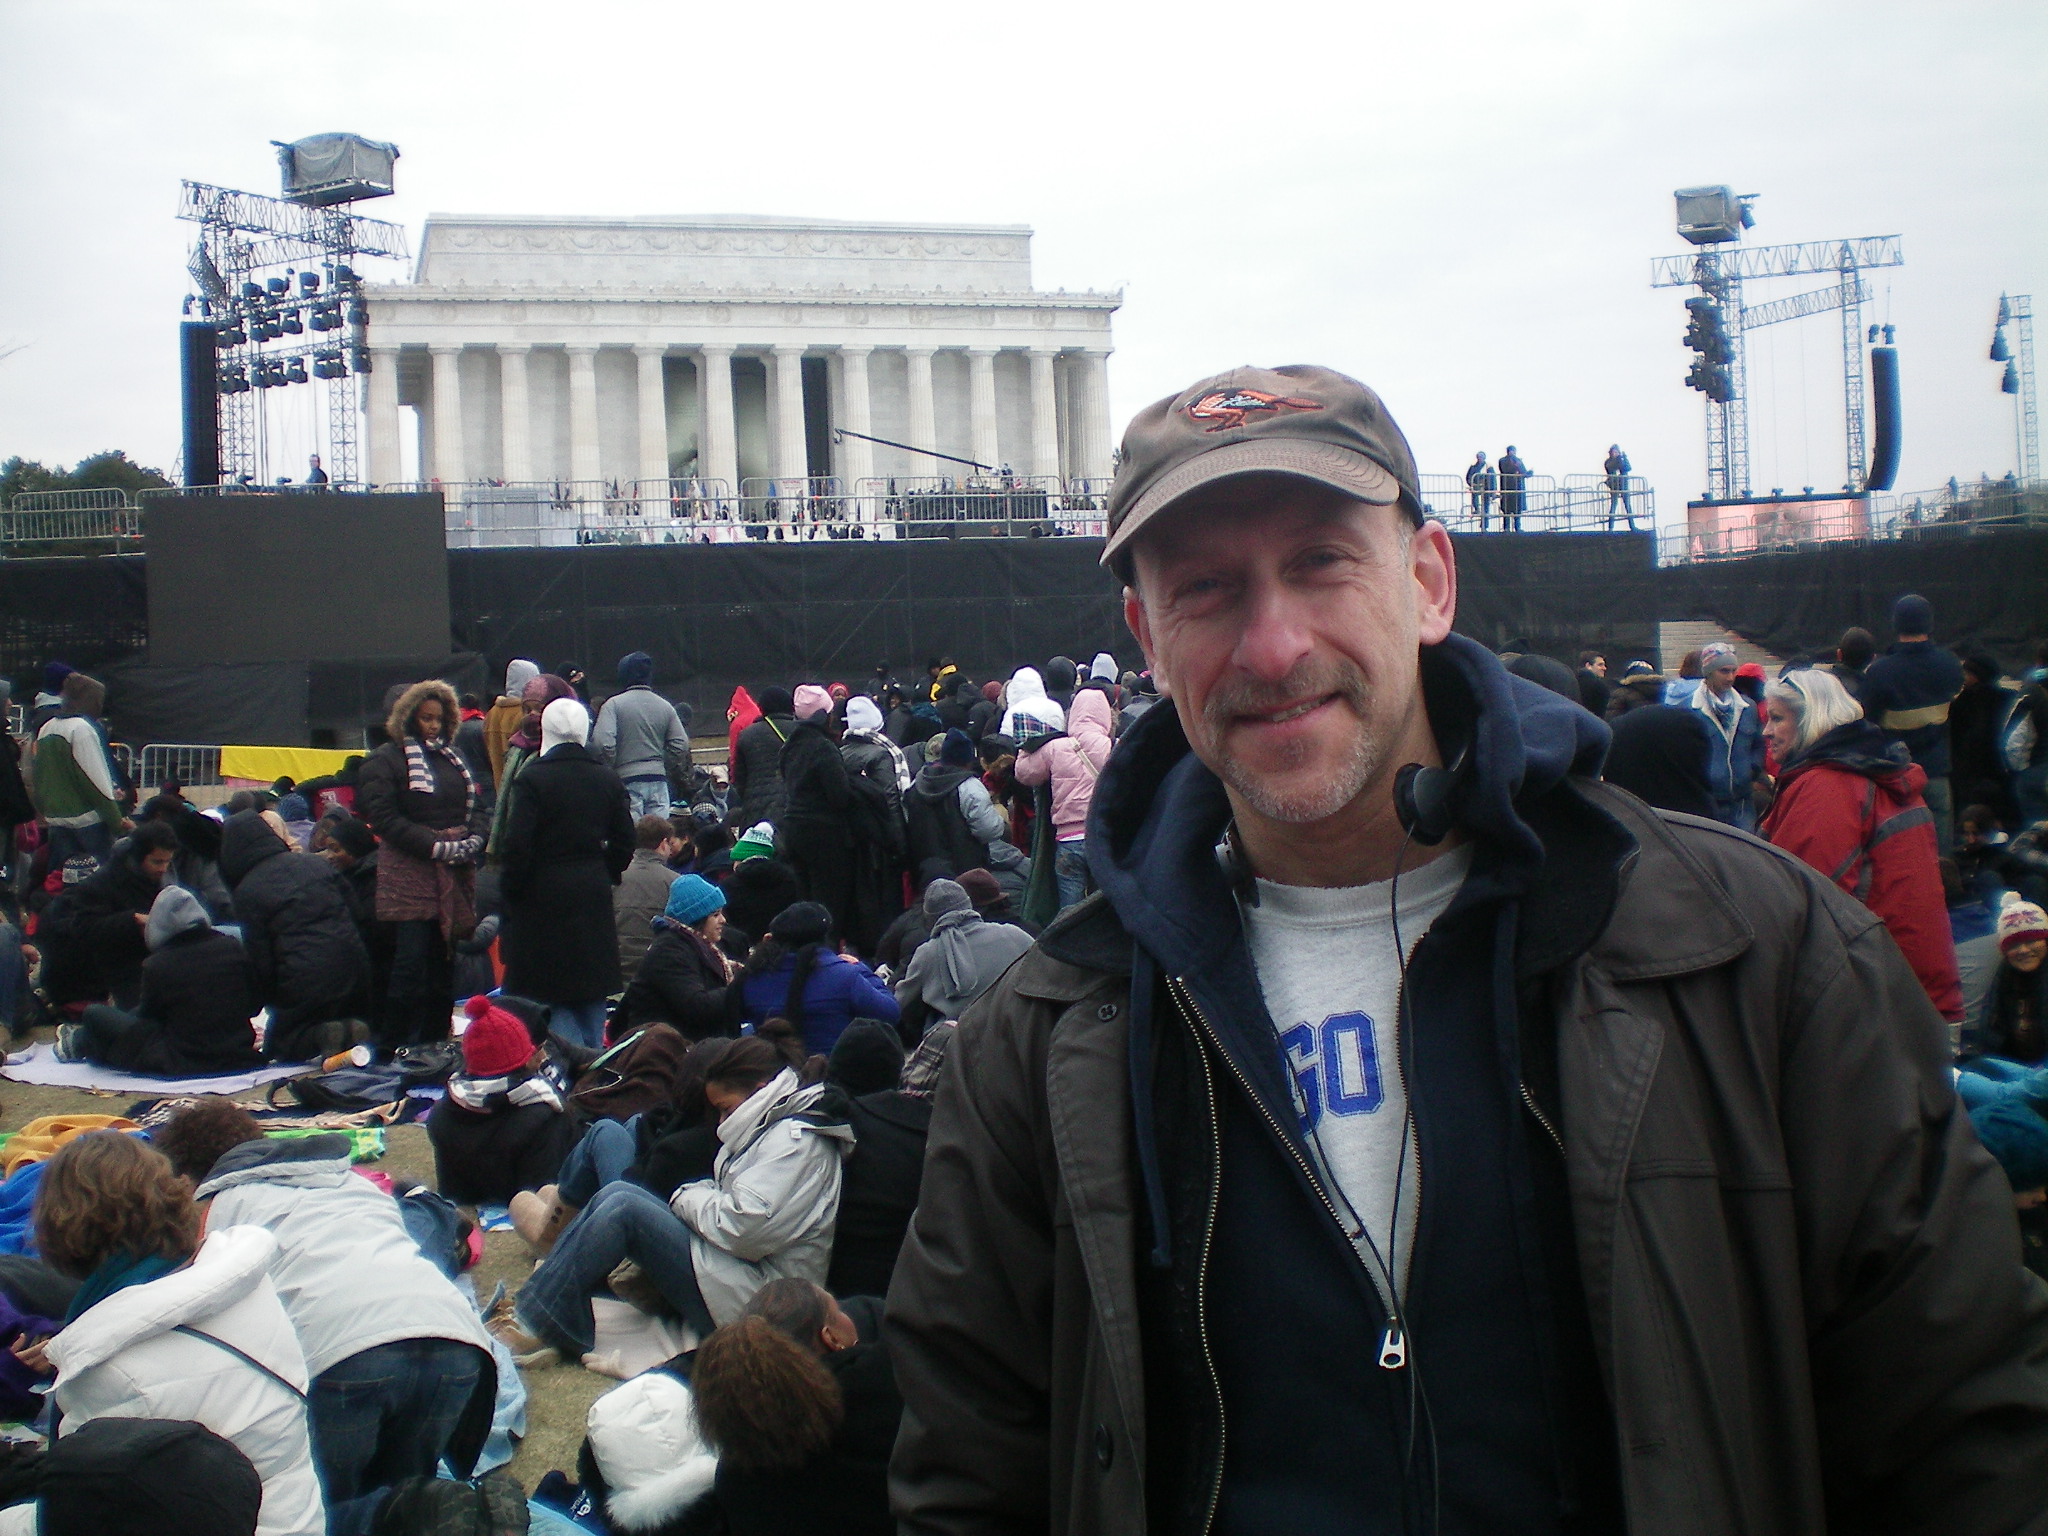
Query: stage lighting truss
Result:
<box><xmin>178</xmin><ymin>178</ymin><xmax>408</xmax><ymax>486</ymax></box>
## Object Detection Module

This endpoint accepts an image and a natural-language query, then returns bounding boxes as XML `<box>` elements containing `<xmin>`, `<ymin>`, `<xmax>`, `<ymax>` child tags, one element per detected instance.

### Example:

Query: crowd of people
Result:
<box><xmin>0</xmin><ymin>393</ymin><xmax>2043</xmax><ymax>1527</ymax></box>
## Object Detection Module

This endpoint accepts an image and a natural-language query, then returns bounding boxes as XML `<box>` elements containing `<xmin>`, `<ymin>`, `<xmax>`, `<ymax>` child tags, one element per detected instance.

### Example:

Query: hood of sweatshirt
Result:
<box><xmin>144</xmin><ymin>884</ymin><xmax>213</xmax><ymax>951</ymax></box>
<box><xmin>194</xmin><ymin>1132</ymin><xmax>354</xmax><ymax>1198</ymax></box>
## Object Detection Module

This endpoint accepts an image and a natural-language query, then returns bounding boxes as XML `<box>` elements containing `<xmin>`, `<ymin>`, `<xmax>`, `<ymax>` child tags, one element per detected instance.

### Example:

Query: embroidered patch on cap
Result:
<box><xmin>1184</xmin><ymin>388</ymin><xmax>1325</xmax><ymax>433</ymax></box>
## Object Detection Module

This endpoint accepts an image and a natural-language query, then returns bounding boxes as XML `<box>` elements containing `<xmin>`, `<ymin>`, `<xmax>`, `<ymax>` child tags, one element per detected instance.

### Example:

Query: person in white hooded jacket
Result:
<box><xmin>34</xmin><ymin>1132</ymin><xmax>324</xmax><ymax>1536</ymax></box>
<box><xmin>505</xmin><ymin>1031</ymin><xmax>853</xmax><ymax>1361</ymax></box>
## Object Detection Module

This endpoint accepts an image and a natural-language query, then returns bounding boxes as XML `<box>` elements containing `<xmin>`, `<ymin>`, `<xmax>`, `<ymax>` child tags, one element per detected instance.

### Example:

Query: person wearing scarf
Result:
<box><xmin>616</xmin><ymin>874</ymin><xmax>738</xmax><ymax>1039</ymax></box>
<box><xmin>893</xmin><ymin>878</ymin><xmax>1034</xmax><ymax>1030</ymax></box>
<box><xmin>358</xmin><ymin>680</ymin><xmax>489</xmax><ymax>1050</ymax></box>
<box><xmin>485</xmin><ymin>659</ymin><xmax>540</xmax><ymax>786</ymax></box>
<box><xmin>489</xmin><ymin>673</ymin><xmax>578</xmax><ymax>862</ymax></box>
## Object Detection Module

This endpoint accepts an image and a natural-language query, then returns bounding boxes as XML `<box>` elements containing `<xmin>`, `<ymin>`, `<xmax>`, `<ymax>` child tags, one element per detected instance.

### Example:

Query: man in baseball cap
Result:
<box><xmin>889</xmin><ymin>364</ymin><xmax>2048</xmax><ymax>1535</ymax></box>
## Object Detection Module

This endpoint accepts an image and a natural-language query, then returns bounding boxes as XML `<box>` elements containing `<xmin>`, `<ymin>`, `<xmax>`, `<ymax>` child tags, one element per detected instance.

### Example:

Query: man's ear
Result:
<box><xmin>1124</xmin><ymin>587</ymin><xmax>1168</xmax><ymax>696</ymax></box>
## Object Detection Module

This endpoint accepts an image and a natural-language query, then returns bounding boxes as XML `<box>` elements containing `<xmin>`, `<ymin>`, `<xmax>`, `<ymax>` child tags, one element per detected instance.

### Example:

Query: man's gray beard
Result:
<box><xmin>1204</xmin><ymin>665</ymin><xmax>1383</xmax><ymax>825</ymax></box>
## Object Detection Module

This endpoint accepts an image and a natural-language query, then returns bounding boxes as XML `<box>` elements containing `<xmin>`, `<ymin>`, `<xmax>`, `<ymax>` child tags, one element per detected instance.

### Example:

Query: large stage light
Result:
<box><xmin>1674</xmin><ymin>186</ymin><xmax>1755</xmax><ymax>246</ymax></box>
<box><xmin>276</xmin><ymin>134</ymin><xmax>399</xmax><ymax>207</ymax></box>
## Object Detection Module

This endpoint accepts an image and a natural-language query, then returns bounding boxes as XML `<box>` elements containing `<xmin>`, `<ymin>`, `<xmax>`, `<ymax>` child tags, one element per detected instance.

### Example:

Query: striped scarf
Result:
<box><xmin>404</xmin><ymin>733</ymin><xmax>476</xmax><ymax>802</ymax></box>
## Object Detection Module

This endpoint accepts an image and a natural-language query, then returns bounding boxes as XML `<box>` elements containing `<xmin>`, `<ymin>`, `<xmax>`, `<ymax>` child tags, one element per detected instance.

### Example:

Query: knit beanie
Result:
<box><xmin>618</xmin><ymin>650</ymin><xmax>654</xmax><ymax>688</ymax></box>
<box><xmin>923</xmin><ymin>877</ymin><xmax>973</xmax><ymax>919</ymax></box>
<box><xmin>1893</xmin><ymin>593</ymin><xmax>1934</xmax><ymax>636</ymax></box>
<box><xmin>845</xmin><ymin>696</ymin><xmax>885</xmax><ymax>734</ymax></box>
<box><xmin>769</xmin><ymin>901</ymin><xmax>834</xmax><ymax>946</ymax></box>
<box><xmin>827</xmin><ymin>1020</ymin><xmax>906</xmax><ymax>1097</ymax></box>
<box><xmin>462</xmin><ymin>995</ymin><xmax>536</xmax><ymax>1078</ymax></box>
<box><xmin>957</xmin><ymin>867</ymin><xmax>1004</xmax><ymax>911</ymax></box>
<box><xmin>664</xmin><ymin>873</ymin><xmax>726</xmax><ymax>926</ymax></box>
<box><xmin>732</xmin><ymin>822</ymin><xmax>776</xmax><ymax>862</ymax></box>
<box><xmin>1970</xmin><ymin>1101</ymin><xmax>2048</xmax><ymax>1192</ymax></box>
<box><xmin>541</xmin><ymin>697</ymin><xmax>589</xmax><ymax>752</ymax></box>
<box><xmin>1997</xmin><ymin>890</ymin><xmax>2048</xmax><ymax>954</ymax></box>
<box><xmin>939</xmin><ymin>728</ymin><xmax>977</xmax><ymax>767</ymax></box>
<box><xmin>793</xmin><ymin>684</ymin><xmax>833</xmax><ymax>721</ymax></box>
<box><xmin>1698</xmin><ymin>642</ymin><xmax>1738</xmax><ymax>673</ymax></box>
<box><xmin>325</xmin><ymin>816</ymin><xmax>377</xmax><ymax>860</ymax></box>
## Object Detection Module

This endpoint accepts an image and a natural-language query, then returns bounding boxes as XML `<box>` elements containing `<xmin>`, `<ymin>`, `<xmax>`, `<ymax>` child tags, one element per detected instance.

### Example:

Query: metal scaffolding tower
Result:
<box><xmin>178</xmin><ymin>180</ymin><xmax>408</xmax><ymax>486</ymax></box>
<box><xmin>1994</xmin><ymin>294</ymin><xmax>2039</xmax><ymax>482</ymax></box>
<box><xmin>1653</xmin><ymin>232</ymin><xmax>1903</xmax><ymax>500</ymax></box>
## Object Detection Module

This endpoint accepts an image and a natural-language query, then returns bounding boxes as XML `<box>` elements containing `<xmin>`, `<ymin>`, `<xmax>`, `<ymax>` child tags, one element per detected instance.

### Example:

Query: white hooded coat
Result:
<box><xmin>45</xmin><ymin>1224</ymin><xmax>324</xmax><ymax>1536</ymax></box>
<box><xmin>668</xmin><ymin>1068</ymin><xmax>854</xmax><ymax>1325</ymax></box>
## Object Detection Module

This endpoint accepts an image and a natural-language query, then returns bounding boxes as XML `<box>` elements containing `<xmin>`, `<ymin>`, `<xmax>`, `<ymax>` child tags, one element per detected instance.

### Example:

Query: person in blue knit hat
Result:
<box><xmin>615</xmin><ymin>875</ymin><xmax>736</xmax><ymax>1041</ymax></box>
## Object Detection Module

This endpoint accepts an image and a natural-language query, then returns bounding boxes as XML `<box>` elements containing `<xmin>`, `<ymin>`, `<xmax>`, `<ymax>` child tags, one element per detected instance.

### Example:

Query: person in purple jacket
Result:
<box><xmin>731</xmin><ymin>901</ymin><xmax>899</xmax><ymax>1055</ymax></box>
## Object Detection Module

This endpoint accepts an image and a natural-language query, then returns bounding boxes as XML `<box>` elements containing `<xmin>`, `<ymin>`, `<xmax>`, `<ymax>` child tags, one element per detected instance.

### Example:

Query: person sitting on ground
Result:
<box><xmin>688</xmin><ymin>1276</ymin><xmax>901</xmax><ymax>1536</ymax></box>
<box><xmin>219</xmin><ymin>810</ymin><xmax>371</xmax><ymax>1061</ymax></box>
<box><xmin>1956</xmin><ymin>805</ymin><xmax>2013</xmax><ymax>905</ymax></box>
<box><xmin>310</xmin><ymin>815</ymin><xmax>394</xmax><ymax>1042</ymax></box>
<box><xmin>615</xmin><ymin>816</ymin><xmax>684</xmax><ymax>987</ymax></box>
<box><xmin>33</xmin><ymin>1133</ymin><xmax>325</xmax><ymax>1536</ymax></box>
<box><xmin>498</xmin><ymin>1028</ymin><xmax>852</xmax><ymax>1362</ymax></box>
<box><xmin>893</xmin><ymin>879</ymin><xmax>1033</xmax><ymax>1037</ymax></box>
<box><xmin>617</xmin><ymin>874</ymin><xmax>737</xmax><ymax>1040</ymax></box>
<box><xmin>136</xmin><ymin>791</ymin><xmax>233</xmax><ymax>921</ymax></box>
<box><xmin>57</xmin><ymin>886</ymin><xmax>261</xmax><ymax>1076</ymax></box>
<box><xmin>827</xmin><ymin>1021</ymin><xmax>949</xmax><ymax>1299</ymax></box>
<box><xmin>33</xmin><ymin>821</ymin><xmax>177</xmax><ymax>1012</ymax></box>
<box><xmin>1761</xmin><ymin>668</ymin><xmax>1962</xmax><ymax>1026</ymax></box>
<box><xmin>426</xmin><ymin>994</ymin><xmax>581</xmax><ymax>1207</ymax></box>
<box><xmin>957</xmin><ymin>864</ymin><xmax>1037</xmax><ymax>937</ymax></box>
<box><xmin>732</xmin><ymin>902</ymin><xmax>899</xmax><ymax>1056</ymax></box>
<box><xmin>156</xmin><ymin>1101</ymin><xmax>497</xmax><ymax>1517</ymax></box>
<box><xmin>1968</xmin><ymin>1100</ymin><xmax>2048</xmax><ymax>1283</ymax></box>
<box><xmin>720</xmin><ymin>823</ymin><xmax>802</xmax><ymax>956</ymax></box>
<box><xmin>1975</xmin><ymin>894</ymin><xmax>2048</xmax><ymax>1063</ymax></box>
<box><xmin>0</xmin><ymin>1416</ymin><xmax>265</xmax><ymax>1536</ymax></box>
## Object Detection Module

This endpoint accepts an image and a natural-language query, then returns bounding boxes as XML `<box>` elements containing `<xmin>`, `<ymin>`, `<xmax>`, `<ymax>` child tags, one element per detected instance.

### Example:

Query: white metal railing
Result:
<box><xmin>137</xmin><ymin>744</ymin><xmax>223</xmax><ymax>790</ymax></box>
<box><xmin>0</xmin><ymin>504</ymin><xmax>142</xmax><ymax>546</ymax></box>
<box><xmin>10</xmin><ymin>487</ymin><xmax>136</xmax><ymax>512</ymax></box>
<box><xmin>1415</xmin><ymin>472</ymin><xmax>1655</xmax><ymax>533</ymax></box>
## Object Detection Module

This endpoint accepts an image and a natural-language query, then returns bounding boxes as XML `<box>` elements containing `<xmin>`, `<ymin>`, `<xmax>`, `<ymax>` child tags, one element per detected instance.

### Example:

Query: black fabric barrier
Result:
<box><xmin>0</xmin><ymin>555</ymin><xmax>147</xmax><ymax>682</ymax></box>
<box><xmin>1656</xmin><ymin>526</ymin><xmax>2048</xmax><ymax>670</ymax></box>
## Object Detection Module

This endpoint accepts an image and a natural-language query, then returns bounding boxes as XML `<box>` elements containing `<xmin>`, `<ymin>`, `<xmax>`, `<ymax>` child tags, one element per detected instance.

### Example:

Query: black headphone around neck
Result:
<box><xmin>1393</xmin><ymin>745</ymin><xmax>1469</xmax><ymax>847</ymax></box>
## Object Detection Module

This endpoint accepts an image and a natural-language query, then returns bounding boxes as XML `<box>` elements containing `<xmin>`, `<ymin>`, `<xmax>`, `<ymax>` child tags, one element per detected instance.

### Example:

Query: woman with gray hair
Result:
<box><xmin>1760</xmin><ymin>667</ymin><xmax>1962</xmax><ymax>1024</ymax></box>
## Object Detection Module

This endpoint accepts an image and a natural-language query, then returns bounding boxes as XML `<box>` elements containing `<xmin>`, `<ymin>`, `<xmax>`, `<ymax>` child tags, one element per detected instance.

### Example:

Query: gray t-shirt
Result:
<box><xmin>1241</xmin><ymin>845</ymin><xmax>1470</xmax><ymax>1307</ymax></box>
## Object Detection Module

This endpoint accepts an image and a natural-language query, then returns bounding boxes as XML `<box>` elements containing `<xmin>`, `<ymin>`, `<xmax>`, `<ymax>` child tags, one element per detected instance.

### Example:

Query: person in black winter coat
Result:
<box><xmin>617</xmin><ymin>876</ymin><xmax>737</xmax><ymax>1040</ymax></box>
<box><xmin>779</xmin><ymin>699</ymin><xmax>860</xmax><ymax>942</ymax></box>
<box><xmin>825</xmin><ymin>1022</ymin><xmax>934</xmax><ymax>1298</ymax></box>
<box><xmin>689</xmin><ymin>1280</ymin><xmax>901</xmax><ymax>1536</ymax></box>
<box><xmin>34</xmin><ymin>822</ymin><xmax>176</xmax><ymax>1009</ymax></box>
<box><xmin>498</xmin><ymin>701</ymin><xmax>635</xmax><ymax>1050</ymax></box>
<box><xmin>428</xmin><ymin>994</ymin><xmax>583</xmax><ymax>1205</ymax></box>
<box><xmin>68</xmin><ymin>884</ymin><xmax>262</xmax><ymax>1075</ymax></box>
<box><xmin>722</xmin><ymin>854</ymin><xmax>803</xmax><ymax>955</ymax></box>
<box><xmin>729</xmin><ymin>689</ymin><xmax>795</xmax><ymax>829</ymax></box>
<box><xmin>312</xmin><ymin>815</ymin><xmax>395</xmax><ymax>1038</ymax></box>
<box><xmin>218</xmin><ymin>810</ymin><xmax>370</xmax><ymax>1061</ymax></box>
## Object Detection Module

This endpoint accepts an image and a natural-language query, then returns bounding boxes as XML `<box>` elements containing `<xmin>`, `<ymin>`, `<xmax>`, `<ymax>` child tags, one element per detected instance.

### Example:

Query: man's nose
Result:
<box><xmin>1231</xmin><ymin>580</ymin><xmax>1315</xmax><ymax>682</ymax></box>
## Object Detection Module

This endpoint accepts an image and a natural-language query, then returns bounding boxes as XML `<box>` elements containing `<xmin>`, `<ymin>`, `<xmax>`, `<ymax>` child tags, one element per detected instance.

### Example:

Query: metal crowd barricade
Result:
<box><xmin>107</xmin><ymin>742</ymin><xmax>135</xmax><ymax>785</ymax></box>
<box><xmin>738</xmin><ymin>477</ymin><xmax>846</xmax><ymax>528</ymax></box>
<box><xmin>853</xmin><ymin>475</ymin><xmax>1077</xmax><ymax>539</ymax></box>
<box><xmin>136</xmin><ymin>744</ymin><xmax>223</xmax><ymax>792</ymax></box>
<box><xmin>2</xmin><ymin>488</ymin><xmax>143</xmax><ymax>549</ymax></box>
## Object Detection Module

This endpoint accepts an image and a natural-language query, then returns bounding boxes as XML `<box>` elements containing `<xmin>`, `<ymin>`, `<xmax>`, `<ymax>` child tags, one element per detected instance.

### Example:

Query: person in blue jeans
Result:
<box><xmin>498</xmin><ymin>1029</ymin><xmax>851</xmax><ymax>1361</ymax></box>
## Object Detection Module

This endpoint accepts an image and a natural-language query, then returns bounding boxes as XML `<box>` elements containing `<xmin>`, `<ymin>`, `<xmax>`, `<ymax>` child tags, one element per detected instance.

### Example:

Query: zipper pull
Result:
<box><xmin>1378</xmin><ymin>1326</ymin><xmax>1407</xmax><ymax>1371</ymax></box>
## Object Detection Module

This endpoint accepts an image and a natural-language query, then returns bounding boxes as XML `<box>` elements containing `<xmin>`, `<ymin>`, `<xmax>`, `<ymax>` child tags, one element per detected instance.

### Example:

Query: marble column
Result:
<box><xmin>497</xmin><ymin>345</ymin><xmax>532</xmax><ymax>484</ymax></box>
<box><xmin>1027</xmin><ymin>348</ymin><xmax>1061</xmax><ymax>483</ymax></box>
<box><xmin>567</xmin><ymin>345</ymin><xmax>601</xmax><ymax>485</ymax></box>
<box><xmin>698</xmin><ymin>344</ymin><xmax>738</xmax><ymax>493</ymax></box>
<box><xmin>1077</xmin><ymin>350</ymin><xmax>1113</xmax><ymax>481</ymax></box>
<box><xmin>635</xmin><ymin>345</ymin><xmax>669</xmax><ymax>490</ymax></box>
<box><xmin>429</xmin><ymin>345</ymin><xmax>466</xmax><ymax>486</ymax></box>
<box><xmin>771</xmin><ymin>344</ymin><xmax>808</xmax><ymax>483</ymax></box>
<box><xmin>365</xmin><ymin>345</ymin><xmax>402</xmax><ymax>486</ymax></box>
<box><xmin>838</xmin><ymin>346</ymin><xmax>876</xmax><ymax>490</ymax></box>
<box><xmin>906</xmin><ymin>347</ymin><xmax>937</xmax><ymax>469</ymax></box>
<box><xmin>968</xmin><ymin>348</ymin><xmax>1000</xmax><ymax>471</ymax></box>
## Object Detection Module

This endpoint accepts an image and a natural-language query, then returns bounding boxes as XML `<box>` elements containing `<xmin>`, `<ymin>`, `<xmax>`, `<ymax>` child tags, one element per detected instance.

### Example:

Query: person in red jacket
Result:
<box><xmin>1762</xmin><ymin>667</ymin><xmax>1963</xmax><ymax>1027</ymax></box>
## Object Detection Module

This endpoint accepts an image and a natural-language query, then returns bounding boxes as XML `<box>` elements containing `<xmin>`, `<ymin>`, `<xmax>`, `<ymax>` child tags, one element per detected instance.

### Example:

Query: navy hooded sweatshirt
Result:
<box><xmin>1087</xmin><ymin>633</ymin><xmax>1624</xmax><ymax>1536</ymax></box>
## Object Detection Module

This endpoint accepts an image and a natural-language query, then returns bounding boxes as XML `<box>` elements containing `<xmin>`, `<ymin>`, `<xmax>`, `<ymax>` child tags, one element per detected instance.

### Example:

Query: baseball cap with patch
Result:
<box><xmin>1102</xmin><ymin>364</ymin><xmax>1423</xmax><ymax>569</ymax></box>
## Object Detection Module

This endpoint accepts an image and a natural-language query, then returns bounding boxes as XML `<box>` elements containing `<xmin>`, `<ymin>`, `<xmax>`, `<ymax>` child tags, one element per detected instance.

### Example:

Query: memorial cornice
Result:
<box><xmin>367</xmin><ymin>283</ymin><xmax>1121</xmax><ymax>309</ymax></box>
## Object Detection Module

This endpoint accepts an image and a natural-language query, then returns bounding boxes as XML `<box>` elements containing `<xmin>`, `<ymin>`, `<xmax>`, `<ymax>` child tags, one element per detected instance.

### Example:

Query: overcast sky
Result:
<box><xmin>2</xmin><ymin>0</ymin><xmax>2042</xmax><ymax>528</ymax></box>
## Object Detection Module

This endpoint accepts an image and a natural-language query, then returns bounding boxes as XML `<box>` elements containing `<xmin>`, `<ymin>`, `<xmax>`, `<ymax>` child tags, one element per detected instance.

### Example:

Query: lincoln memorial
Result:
<box><xmin>361</xmin><ymin>214</ymin><xmax>1121</xmax><ymax>541</ymax></box>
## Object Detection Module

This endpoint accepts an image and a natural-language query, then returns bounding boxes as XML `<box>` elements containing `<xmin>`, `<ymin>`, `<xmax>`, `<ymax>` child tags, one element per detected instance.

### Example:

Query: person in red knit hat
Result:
<box><xmin>425</xmin><ymin>995</ymin><xmax>579</xmax><ymax>1205</ymax></box>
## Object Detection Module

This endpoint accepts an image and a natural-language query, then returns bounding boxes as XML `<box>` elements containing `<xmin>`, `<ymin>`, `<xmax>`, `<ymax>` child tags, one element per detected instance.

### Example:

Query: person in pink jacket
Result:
<box><xmin>1012</xmin><ymin>688</ymin><xmax>1114</xmax><ymax>911</ymax></box>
